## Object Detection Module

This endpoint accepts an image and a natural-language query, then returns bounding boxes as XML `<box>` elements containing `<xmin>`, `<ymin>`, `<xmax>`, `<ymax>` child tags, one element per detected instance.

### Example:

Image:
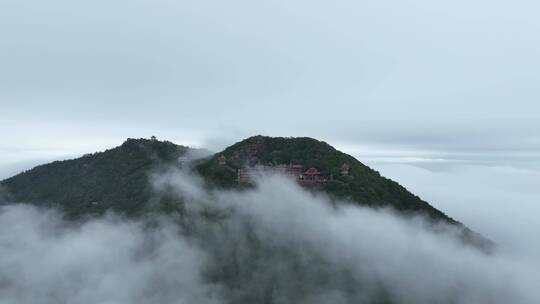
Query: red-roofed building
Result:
<box><xmin>237</xmin><ymin>168</ymin><xmax>253</xmax><ymax>182</ymax></box>
<box><xmin>304</xmin><ymin>167</ymin><xmax>320</xmax><ymax>175</ymax></box>
<box><xmin>289</xmin><ymin>165</ymin><xmax>304</xmax><ymax>176</ymax></box>
<box><xmin>303</xmin><ymin>167</ymin><xmax>322</xmax><ymax>181</ymax></box>
<box><xmin>237</xmin><ymin>164</ymin><xmax>326</xmax><ymax>186</ymax></box>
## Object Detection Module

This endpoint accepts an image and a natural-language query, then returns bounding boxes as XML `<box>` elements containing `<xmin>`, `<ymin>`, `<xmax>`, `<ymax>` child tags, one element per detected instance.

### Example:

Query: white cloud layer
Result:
<box><xmin>0</xmin><ymin>205</ymin><xmax>220</xmax><ymax>304</ymax></box>
<box><xmin>3</xmin><ymin>167</ymin><xmax>537</xmax><ymax>303</ymax></box>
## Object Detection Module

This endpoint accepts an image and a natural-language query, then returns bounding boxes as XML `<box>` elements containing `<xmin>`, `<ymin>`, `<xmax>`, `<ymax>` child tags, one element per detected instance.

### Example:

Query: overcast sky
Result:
<box><xmin>1</xmin><ymin>0</ymin><xmax>539</xmax><ymax>178</ymax></box>
<box><xmin>1</xmin><ymin>4</ymin><xmax>539</xmax><ymax>302</ymax></box>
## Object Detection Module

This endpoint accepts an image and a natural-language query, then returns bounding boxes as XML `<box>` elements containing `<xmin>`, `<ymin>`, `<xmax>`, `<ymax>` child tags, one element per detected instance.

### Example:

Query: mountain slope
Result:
<box><xmin>197</xmin><ymin>135</ymin><xmax>455</xmax><ymax>223</ymax></box>
<box><xmin>0</xmin><ymin>138</ymin><xmax>190</xmax><ymax>217</ymax></box>
<box><xmin>196</xmin><ymin>136</ymin><xmax>495</xmax><ymax>251</ymax></box>
<box><xmin>0</xmin><ymin>135</ymin><xmax>492</xmax><ymax>250</ymax></box>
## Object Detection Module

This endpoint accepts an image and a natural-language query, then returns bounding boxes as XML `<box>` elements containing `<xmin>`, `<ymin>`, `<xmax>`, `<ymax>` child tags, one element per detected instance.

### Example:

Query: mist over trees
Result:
<box><xmin>0</xmin><ymin>137</ymin><xmax>536</xmax><ymax>303</ymax></box>
<box><xmin>1</xmin><ymin>172</ymin><xmax>537</xmax><ymax>304</ymax></box>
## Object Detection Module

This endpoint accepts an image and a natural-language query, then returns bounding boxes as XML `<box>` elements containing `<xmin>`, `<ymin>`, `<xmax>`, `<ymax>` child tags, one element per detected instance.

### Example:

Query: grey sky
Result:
<box><xmin>1</xmin><ymin>0</ymin><xmax>539</xmax><ymax>177</ymax></box>
<box><xmin>1</xmin><ymin>3</ymin><xmax>539</xmax><ymax>302</ymax></box>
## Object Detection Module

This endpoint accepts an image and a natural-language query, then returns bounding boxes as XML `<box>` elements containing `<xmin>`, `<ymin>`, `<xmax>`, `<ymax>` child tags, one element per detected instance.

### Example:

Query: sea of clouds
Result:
<box><xmin>0</xmin><ymin>165</ymin><xmax>539</xmax><ymax>304</ymax></box>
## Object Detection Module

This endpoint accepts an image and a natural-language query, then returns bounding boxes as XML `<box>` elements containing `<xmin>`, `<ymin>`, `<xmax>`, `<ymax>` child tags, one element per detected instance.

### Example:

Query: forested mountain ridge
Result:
<box><xmin>196</xmin><ymin>136</ymin><xmax>493</xmax><ymax>250</ymax></box>
<box><xmin>0</xmin><ymin>138</ymin><xmax>190</xmax><ymax>217</ymax></box>
<box><xmin>197</xmin><ymin>135</ymin><xmax>456</xmax><ymax>223</ymax></box>
<box><xmin>0</xmin><ymin>135</ymin><xmax>492</xmax><ymax>250</ymax></box>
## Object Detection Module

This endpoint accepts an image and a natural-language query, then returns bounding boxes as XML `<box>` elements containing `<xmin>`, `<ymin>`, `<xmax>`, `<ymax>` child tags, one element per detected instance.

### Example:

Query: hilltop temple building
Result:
<box><xmin>237</xmin><ymin>164</ymin><xmax>326</xmax><ymax>185</ymax></box>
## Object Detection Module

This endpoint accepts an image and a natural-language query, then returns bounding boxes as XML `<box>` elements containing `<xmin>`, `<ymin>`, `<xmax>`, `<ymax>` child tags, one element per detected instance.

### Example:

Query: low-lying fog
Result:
<box><xmin>1</xmin><ymin>164</ymin><xmax>539</xmax><ymax>304</ymax></box>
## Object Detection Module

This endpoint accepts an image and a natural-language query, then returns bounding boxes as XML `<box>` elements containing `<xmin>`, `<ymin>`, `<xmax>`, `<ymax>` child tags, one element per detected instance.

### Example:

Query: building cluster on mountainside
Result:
<box><xmin>237</xmin><ymin>164</ymin><xmax>326</xmax><ymax>184</ymax></box>
<box><xmin>215</xmin><ymin>155</ymin><xmax>351</xmax><ymax>186</ymax></box>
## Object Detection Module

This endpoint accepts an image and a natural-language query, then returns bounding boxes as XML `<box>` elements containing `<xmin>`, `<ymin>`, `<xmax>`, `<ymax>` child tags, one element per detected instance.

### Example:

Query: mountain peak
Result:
<box><xmin>120</xmin><ymin>137</ymin><xmax>181</xmax><ymax>149</ymax></box>
<box><xmin>1</xmin><ymin>138</ymin><xmax>190</xmax><ymax>217</ymax></box>
<box><xmin>196</xmin><ymin>135</ymin><xmax>494</xmax><ymax>251</ymax></box>
<box><xmin>1</xmin><ymin>135</ymin><xmax>494</xmax><ymax>251</ymax></box>
<box><xmin>199</xmin><ymin>135</ymin><xmax>453</xmax><ymax>220</ymax></box>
